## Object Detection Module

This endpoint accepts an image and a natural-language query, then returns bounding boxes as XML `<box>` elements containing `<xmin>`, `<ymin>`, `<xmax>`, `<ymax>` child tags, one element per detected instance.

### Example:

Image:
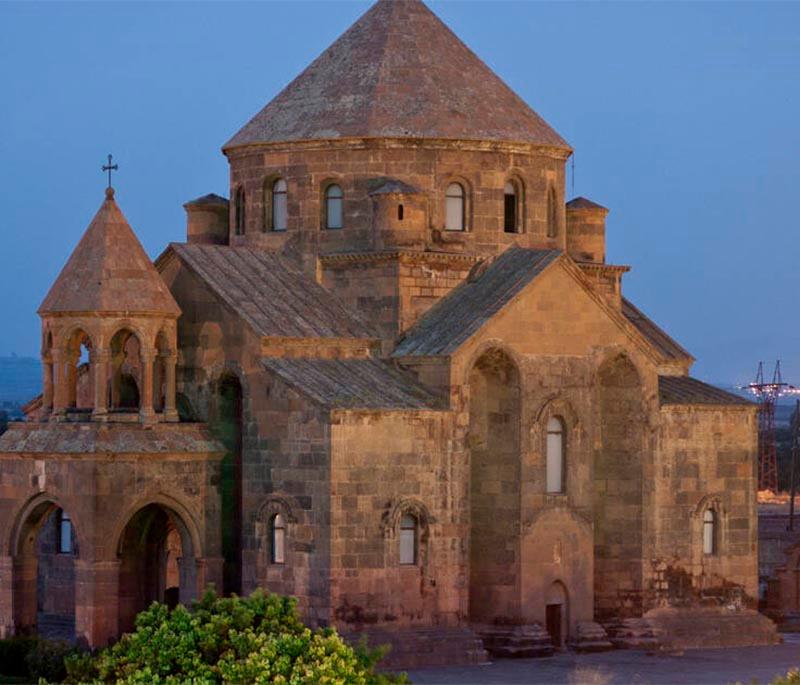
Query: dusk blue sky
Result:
<box><xmin>1</xmin><ymin>1</ymin><xmax>798</xmax><ymax>386</ymax></box>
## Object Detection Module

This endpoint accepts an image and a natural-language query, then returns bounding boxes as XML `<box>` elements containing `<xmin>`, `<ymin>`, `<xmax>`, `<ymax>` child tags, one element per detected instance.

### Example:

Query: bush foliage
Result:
<box><xmin>65</xmin><ymin>590</ymin><xmax>407</xmax><ymax>684</ymax></box>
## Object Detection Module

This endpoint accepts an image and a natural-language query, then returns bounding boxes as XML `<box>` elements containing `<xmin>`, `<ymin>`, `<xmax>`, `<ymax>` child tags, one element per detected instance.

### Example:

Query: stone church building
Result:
<box><xmin>0</xmin><ymin>0</ymin><xmax>777</xmax><ymax>665</ymax></box>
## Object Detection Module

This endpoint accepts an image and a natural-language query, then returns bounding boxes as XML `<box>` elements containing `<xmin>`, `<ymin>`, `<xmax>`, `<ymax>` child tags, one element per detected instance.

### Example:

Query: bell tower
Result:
<box><xmin>38</xmin><ymin>187</ymin><xmax>181</xmax><ymax>423</ymax></box>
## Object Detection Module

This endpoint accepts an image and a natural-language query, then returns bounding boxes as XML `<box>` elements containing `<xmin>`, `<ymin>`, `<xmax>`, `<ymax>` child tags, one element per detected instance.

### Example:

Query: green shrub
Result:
<box><xmin>25</xmin><ymin>639</ymin><xmax>73</xmax><ymax>683</ymax></box>
<box><xmin>66</xmin><ymin>589</ymin><xmax>407</xmax><ymax>684</ymax></box>
<box><xmin>0</xmin><ymin>636</ymin><xmax>39</xmax><ymax>677</ymax></box>
<box><xmin>773</xmin><ymin>670</ymin><xmax>800</xmax><ymax>685</ymax></box>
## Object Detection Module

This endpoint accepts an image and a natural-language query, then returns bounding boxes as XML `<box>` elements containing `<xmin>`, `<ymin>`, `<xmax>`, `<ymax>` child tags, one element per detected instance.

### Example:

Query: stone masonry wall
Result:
<box><xmin>651</xmin><ymin>405</ymin><xmax>759</xmax><ymax>610</ymax></box>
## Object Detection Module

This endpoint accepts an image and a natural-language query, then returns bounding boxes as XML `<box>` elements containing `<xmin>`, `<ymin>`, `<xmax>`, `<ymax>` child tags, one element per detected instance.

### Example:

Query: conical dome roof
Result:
<box><xmin>224</xmin><ymin>0</ymin><xmax>568</xmax><ymax>150</ymax></box>
<box><xmin>39</xmin><ymin>188</ymin><xmax>180</xmax><ymax>316</ymax></box>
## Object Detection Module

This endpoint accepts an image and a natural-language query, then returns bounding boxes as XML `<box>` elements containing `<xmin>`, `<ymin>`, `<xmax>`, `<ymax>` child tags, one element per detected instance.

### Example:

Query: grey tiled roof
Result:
<box><xmin>0</xmin><ymin>423</ymin><xmax>223</xmax><ymax>454</ymax></box>
<box><xmin>659</xmin><ymin>375</ymin><xmax>753</xmax><ymax>406</ymax></box>
<box><xmin>566</xmin><ymin>197</ymin><xmax>608</xmax><ymax>212</ymax></box>
<box><xmin>224</xmin><ymin>0</ymin><xmax>568</xmax><ymax>150</ymax></box>
<box><xmin>262</xmin><ymin>357</ymin><xmax>442</xmax><ymax>410</ymax></box>
<box><xmin>170</xmin><ymin>244</ymin><xmax>376</xmax><ymax>340</ymax></box>
<box><xmin>392</xmin><ymin>247</ymin><xmax>561</xmax><ymax>357</ymax></box>
<box><xmin>622</xmin><ymin>299</ymin><xmax>693</xmax><ymax>362</ymax></box>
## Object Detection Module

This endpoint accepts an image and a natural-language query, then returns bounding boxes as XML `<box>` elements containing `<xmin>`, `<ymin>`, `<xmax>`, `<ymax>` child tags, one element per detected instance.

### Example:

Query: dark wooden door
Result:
<box><xmin>546</xmin><ymin>604</ymin><xmax>562</xmax><ymax>648</ymax></box>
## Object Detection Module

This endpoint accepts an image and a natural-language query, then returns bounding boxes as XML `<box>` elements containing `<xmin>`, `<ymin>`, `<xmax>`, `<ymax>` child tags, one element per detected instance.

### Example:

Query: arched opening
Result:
<box><xmin>547</xmin><ymin>185</ymin><xmax>558</xmax><ymax>238</ymax></box>
<box><xmin>153</xmin><ymin>331</ymin><xmax>170</xmax><ymax>413</ymax></box>
<box><xmin>399</xmin><ymin>513</ymin><xmax>418</xmax><ymax>566</ymax></box>
<box><xmin>234</xmin><ymin>186</ymin><xmax>246</xmax><ymax>235</ymax></box>
<box><xmin>324</xmin><ymin>184</ymin><xmax>344</xmax><ymax>229</ymax></box>
<box><xmin>445</xmin><ymin>182</ymin><xmax>465</xmax><ymax>231</ymax></box>
<box><xmin>270</xmin><ymin>513</ymin><xmax>286</xmax><ymax>565</ymax></box>
<box><xmin>272</xmin><ymin>178</ymin><xmax>288</xmax><ymax>232</ymax></box>
<box><xmin>468</xmin><ymin>348</ymin><xmax>521</xmax><ymax>622</ymax></box>
<box><xmin>545</xmin><ymin>581</ymin><xmax>569</xmax><ymax>648</ymax></box>
<box><xmin>546</xmin><ymin>416</ymin><xmax>566</xmax><ymax>494</ymax></box>
<box><xmin>703</xmin><ymin>508</ymin><xmax>717</xmax><ymax>556</ymax></box>
<box><xmin>214</xmin><ymin>373</ymin><xmax>243</xmax><ymax>595</ymax></box>
<box><xmin>504</xmin><ymin>180</ymin><xmax>520</xmax><ymax>233</ymax></box>
<box><xmin>12</xmin><ymin>500</ymin><xmax>77</xmax><ymax>642</ymax></box>
<box><xmin>65</xmin><ymin>329</ymin><xmax>93</xmax><ymax>414</ymax></box>
<box><xmin>117</xmin><ymin>503</ymin><xmax>197</xmax><ymax>633</ymax></box>
<box><xmin>109</xmin><ymin>329</ymin><xmax>142</xmax><ymax>412</ymax></box>
<box><xmin>594</xmin><ymin>354</ymin><xmax>644</xmax><ymax>618</ymax></box>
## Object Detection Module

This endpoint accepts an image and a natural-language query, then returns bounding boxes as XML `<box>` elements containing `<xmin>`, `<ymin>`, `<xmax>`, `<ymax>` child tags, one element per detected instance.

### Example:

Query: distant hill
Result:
<box><xmin>0</xmin><ymin>355</ymin><xmax>41</xmax><ymax>407</ymax></box>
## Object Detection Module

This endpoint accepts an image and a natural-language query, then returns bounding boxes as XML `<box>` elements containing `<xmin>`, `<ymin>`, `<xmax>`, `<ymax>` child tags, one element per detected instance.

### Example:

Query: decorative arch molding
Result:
<box><xmin>380</xmin><ymin>497</ymin><xmax>435</xmax><ymax>539</ymax></box>
<box><xmin>6</xmin><ymin>491</ymin><xmax>83</xmax><ymax>557</ymax></box>
<box><xmin>255</xmin><ymin>494</ymin><xmax>302</xmax><ymax>526</ymax></box>
<box><xmin>106</xmin><ymin>321</ymin><xmax>153</xmax><ymax>356</ymax></box>
<box><xmin>691</xmin><ymin>493</ymin><xmax>727</xmax><ymax>519</ymax></box>
<box><xmin>593</xmin><ymin>346</ymin><xmax>645</xmax><ymax>388</ymax></box>
<box><xmin>461</xmin><ymin>338</ymin><xmax>524</xmax><ymax>389</ymax></box>
<box><xmin>110</xmin><ymin>492</ymin><xmax>204</xmax><ymax>562</ymax></box>
<box><xmin>532</xmin><ymin>393</ymin><xmax>581</xmax><ymax>429</ymax></box>
<box><xmin>523</xmin><ymin>504</ymin><xmax>593</xmax><ymax>537</ymax></box>
<box><xmin>54</xmin><ymin>323</ymin><xmax>97</xmax><ymax>355</ymax></box>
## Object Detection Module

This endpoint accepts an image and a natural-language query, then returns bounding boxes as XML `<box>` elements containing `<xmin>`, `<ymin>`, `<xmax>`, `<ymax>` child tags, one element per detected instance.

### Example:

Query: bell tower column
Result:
<box><xmin>51</xmin><ymin>348</ymin><xmax>68</xmax><ymax>419</ymax></box>
<box><xmin>139</xmin><ymin>350</ymin><xmax>156</xmax><ymax>423</ymax></box>
<box><xmin>92</xmin><ymin>348</ymin><xmax>110</xmax><ymax>421</ymax></box>
<box><xmin>164</xmin><ymin>353</ymin><xmax>179</xmax><ymax>422</ymax></box>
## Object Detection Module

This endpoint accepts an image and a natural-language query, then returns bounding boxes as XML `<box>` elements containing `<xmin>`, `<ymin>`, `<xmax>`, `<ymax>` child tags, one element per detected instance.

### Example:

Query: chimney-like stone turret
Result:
<box><xmin>566</xmin><ymin>197</ymin><xmax>608</xmax><ymax>264</ymax></box>
<box><xmin>184</xmin><ymin>194</ymin><xmax>229</xmax><ymax>245</ymax></box>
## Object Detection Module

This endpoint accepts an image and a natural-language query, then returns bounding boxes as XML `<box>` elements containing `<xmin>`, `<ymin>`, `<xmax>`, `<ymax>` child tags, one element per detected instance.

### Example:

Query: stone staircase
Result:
<box><xmin>475</xmin><ymin>623</ymin><xmax>554</xmax><ymax>659</ymax></box>
<box><xmin>343</xmin><ymin>625</ymin><xmax>489</xmax><ymax>669</ymax></box>
<box><xmin>37</xmin><ymin>613</ymin><xmax>75</xmax><ymax>643</ymax></box>
<box><xmin>601</xmin><ymin>617</ymin><xmax>661</xmax><ymax>650</ymax></box>
<box><xmin>569</xmin><ymin>621</ymin><xmax>615</xmax><ymax>652</ymax></box>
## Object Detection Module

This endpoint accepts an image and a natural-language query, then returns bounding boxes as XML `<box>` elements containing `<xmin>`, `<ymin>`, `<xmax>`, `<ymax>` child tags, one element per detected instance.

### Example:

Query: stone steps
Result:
<box><xmin>475</xmin><ymin>623</ymin><xmax>554</xmax><ymax>659</ymax></box>
<box><xmin>342</xmin><ymin>625</ymin><xmax>489</xmax><ymax>669</ymax></box>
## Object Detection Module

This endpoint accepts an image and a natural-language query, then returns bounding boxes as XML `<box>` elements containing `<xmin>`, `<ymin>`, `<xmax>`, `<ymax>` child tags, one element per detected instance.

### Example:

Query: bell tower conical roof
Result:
<box><xmin>39</xmin><ymin>188</ymin><xmax>180</xmax><ymax>316</ymax></box>
<box><xmin>224</xmin><ymin>0</ymin><xmax>569</xmax><ymax>150</ymax></box>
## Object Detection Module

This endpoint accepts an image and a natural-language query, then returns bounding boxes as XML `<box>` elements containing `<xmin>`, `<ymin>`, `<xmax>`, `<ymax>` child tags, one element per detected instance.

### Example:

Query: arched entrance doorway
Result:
<box><xmin>594</xmin><ymin>354</ymin><xmax>644</xmax><ymax>618</ymax></box>
<box><xmin>117</xmin><ymin>503</ymin><xmax>198</xmax><ymax>633</ymax></box>
<box><xmin>545</xmin><ymin>581</ymin><xmax>569</xmax><ymax>648</ymax></box>
<box><xmin>468</xmin><ymin>348</ymin><xmax>521</xmax><ymax>623</ymax></box>
<box><xmin>214</xmin><ymin>373</ymin><xmax>243</xmax><ymax>596</ymax></box>
<box><xmin>11</xmin><ymin>500</ymin><xmax>77</xmax><ymax>641</ymax></box>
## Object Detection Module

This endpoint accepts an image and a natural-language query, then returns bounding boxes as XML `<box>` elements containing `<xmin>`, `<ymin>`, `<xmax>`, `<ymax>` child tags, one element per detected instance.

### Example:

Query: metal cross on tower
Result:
<box><xmin>102</xmin><ymin>154</ymin><xmax>118</xmax><ymax>189</ymax></box>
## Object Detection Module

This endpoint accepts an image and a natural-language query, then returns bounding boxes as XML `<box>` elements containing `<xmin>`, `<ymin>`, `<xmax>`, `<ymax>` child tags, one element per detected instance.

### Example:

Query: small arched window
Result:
<box><xmin>504</xmin><ymin>181</ymin><xmax>518</xmax><ymax>233</ymax></box>
<box><xmin>547</xmin><ymin>186</ymin><xmax>557</xmax><ymax>238</ymax></box>
<box><xmin>57</xmin><ymin>509</ymin><xmax>73</xmax><ymax>554</ymax></box>
<box><xmin>703</xmin><ymin>509</ymin><xmax>717</xmax><ymax>555</ymax></box>
<box><xmin>325</xmin><ymin>184</ymin><xmax>344</xmax><ymax>229</ymax></box>
<box><xmin>399</xmin><ymin>514</ymin><xmax>418</xmax><ymax>565</ymax></box>
<box><xmin>445</xmin><ymin>182</ymin><xmax>465</xmax><ymax>232</ymax></box>
<box><xmin>270</xmin><ymin>513</ymin><xmax>286</xmax><ymax>564</ymax></box>
<box><xmin>235</xmin><ymin>186</ymin><xmax>246</xmax><ymax>235</ymax></box>
<box><xmin>546</xmin><ymin>416</ymin><xmax>565</xmax><ymax>493</ymax></box>
<box><xmin>272</xmin><ymin>179</ymin><xmax>288</xmax><ymax>231</ymax></box>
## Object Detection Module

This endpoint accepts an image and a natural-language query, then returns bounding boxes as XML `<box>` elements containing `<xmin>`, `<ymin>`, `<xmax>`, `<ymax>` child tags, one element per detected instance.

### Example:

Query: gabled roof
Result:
<box><xmin>566</xmin><ymin>197</ymin><xmax>608</xmax><ymax>212</ymax></box>
<box><xmin>184</xmin><ymin>193</ymin><xmax>228</xmax><ymax>208</ymax></box>
<box><xmin>659</xmin><ymin>376</ymin><xmax>753</xmax><ymax>406</ymax></box>
<box><xmin>167</xmin><ymin>243</ymin><xmax>376</xmax><ymax>340</ymax></box>
<box><xmin>393</xmin><ymin>248</ymin><xmax>560</xmax><ymax>357</ymax></box>
<box><xmin>39</xmin><ymin>189</ymin><xmax>180</xmax><ymax>316</ymax></box>
<box><xmin>622</xmin><ymin>299</ymin><xmax>693</xmax><ymax>363</ymax></box>
<box><xmin>224</xmin><ymin>0</ymin><xmax>568</xmax><ymax>151</ymax></box>
<box><xmin>262</xmin><ymin>357</ymin><xmax>442</xmax><ymax>410</ymax></box>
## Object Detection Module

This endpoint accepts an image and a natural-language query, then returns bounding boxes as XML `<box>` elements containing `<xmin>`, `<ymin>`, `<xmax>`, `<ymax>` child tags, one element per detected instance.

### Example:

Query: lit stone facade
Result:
<box><xmin>0</xmin><ymin>0</ymin><xmax>776</xmax><ymax>665</ymax></box>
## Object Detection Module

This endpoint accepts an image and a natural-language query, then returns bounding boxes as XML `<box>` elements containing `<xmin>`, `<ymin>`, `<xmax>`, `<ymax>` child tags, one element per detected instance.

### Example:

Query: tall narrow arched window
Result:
<box><xmin>270</xmin><ymin>513</ymin><xmax>286</xmax><ymax>564</ymax></box>
<box><xmin>235</xmin><ymin>186</ymin><xmax>246</xmax><ymax>235</ymax></box>
<box><xmin>324</xmin><ymin>184</ymin><xmax>343</xmax><ymax>229</ymax></box>
<box><xmin>547</xmin><ymin>186</ymin><xmax>557</xmax><ymax>238</ymax></box>
<box><xmin>399</xmin><ymin>514</ymin><xmax>418</xmax><ymax>565</ymax></box>
<box><xmin>546</xmin><ymin>416</ymin><xmax>565</xmax><ymax>493</ymax></box>
<box><xmin>703</xmin><ymin>509</ymin><xmax>717</xmax><ymax>555</ymax></box>
<box><xmin>272</xmin><ymin>179</ymin><xmax>288</xmax><ymax>231</ymax></box>
<box><xmin>445</xmin><ymin>182</ymin><xmax>465</xmax><ymax>231</ymax></box>
<box><xmin>57</xmin><ymin>509</ymin><xmax>73</xmax><ymax>554</ymax></box>
<box><xmin>504</xmin><ymin>181</ymin><xmax>518</xmax><ymax>233</ymax></box>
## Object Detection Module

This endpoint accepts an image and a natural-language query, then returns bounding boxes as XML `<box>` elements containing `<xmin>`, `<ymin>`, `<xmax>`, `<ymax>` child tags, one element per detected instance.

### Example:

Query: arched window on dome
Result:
<box><xmin>324</xmin><ymin>184</ymin><xmax>344</xmax><ymax>230</ymax></box>
<box><xmin>445</xmin><ymin>182</ymin><xmax>465</xmax><ymax>231</ymax></box>
<box><xmin>234</xmin><ymin>186</ymin><xmax>246</xmax><ymax>236</ymax></box>
<box><xmin>270</xmin><ymin>513</ymin><xmax>286</xmax><ymax>564</ymax></box>
<box><xmin>546</xmin><ymin>416</ymin><xmax>565</xmax><ymax>493</ymax></box>
<box><xmin>547</xmin><ymin>185</ymin><xmax>558</xmax><ymax>238</ymax></box>
<box><xmin>272</xmin><ymin>179</ymin><xmax>288</xmax><ymax>232</ymax></box>
<box><xmin>703</xmin><ymin>508</ymin><xmax>717</xmax><ymax>555</ymax></box>
<box><xmin>504</xmin><ymin>181</ymin><xmax>520</xmax><ymax>233</ymax></box>
<box><xmin>399</xmin><ymin>514</ymin><xmax>418</xmax><ymax>565</ymax></box>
